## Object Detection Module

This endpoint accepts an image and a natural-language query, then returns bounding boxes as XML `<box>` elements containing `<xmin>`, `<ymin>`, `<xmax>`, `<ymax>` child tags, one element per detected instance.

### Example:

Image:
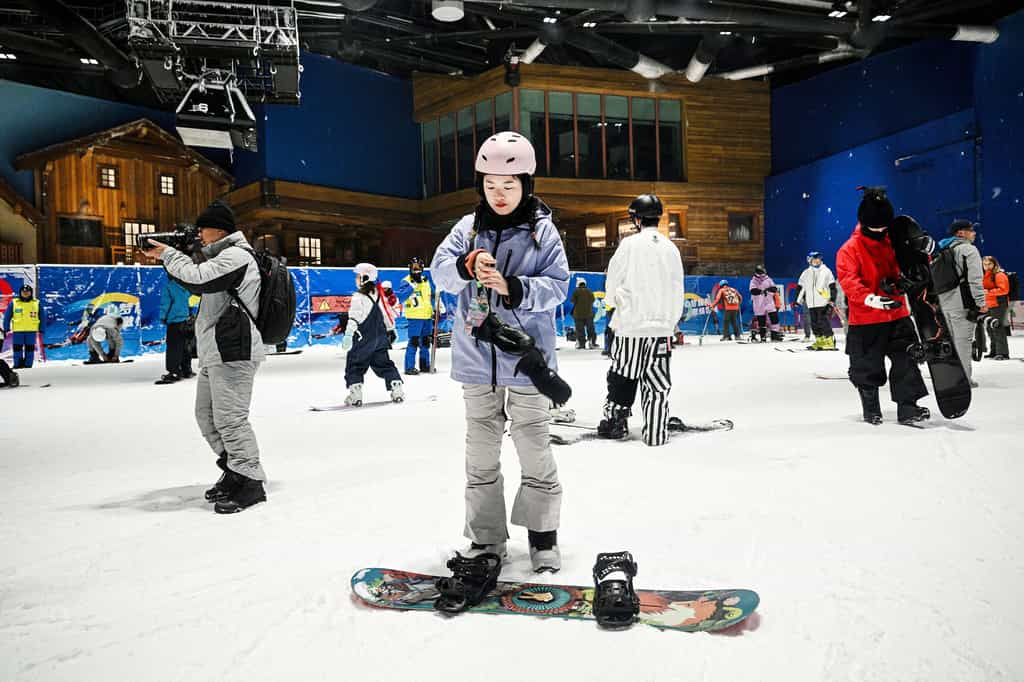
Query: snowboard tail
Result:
<box><xmin>351</xmin><ymin>567</ymin><xmax>758</xmax><ymax>633</ymax></box>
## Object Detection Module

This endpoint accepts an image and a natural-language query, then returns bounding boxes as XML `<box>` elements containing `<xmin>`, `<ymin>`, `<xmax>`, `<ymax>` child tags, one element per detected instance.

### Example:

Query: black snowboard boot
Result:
<box><xmin>592</xmin><ymin>551</ymin><xmax>641</xmax><ymax>629</ymax></box>
<box><xmin>404</xmin><ymin>367</ymin><xmax>420</xmax><ymax>375</ymax></box>
<box><xmin>528</xmin><ymin>530</ymin><xmax>560</xmax><ymax>573</ymax></box>
<box><xmin>205</xmin><ymin>454</ymin><xmax>243</xmax><ymax>502</ymax></box>
<box><xmin>770</xmin><ymin>331</ymin><xmax>785</xmax><ymax>342</ymax></box>
<box><xmin>214</xmin><ymin>475</ymin><xmax>266</xmax><ymax>514</ymax></box>
<box><xmin>155</xmin><ymin>373</ymin><xmax>180</xmax><ymax>385</ymax></box>
<box><xmin>858</xmin><ymin>387</ymin><xmax>883</xmax><ymax>425</ymax></box>
<box><xmin>7</xmin><ymin>371</ymin><xmax>19</xmax><ymax>388</ymax></box>
<box><xmin>434</xmin><ymin>552</ymin><xmax>502</xmax><ymax>613</ymax></box>
<box><xmin>597</xmin><ymin>407</ymin><xmax>629</xmax><ymax>440</ymax></box>
<box><xmin>897</xmin><ymin>403</ymin><xmax>931</xmax><ymax>425</ymax></box>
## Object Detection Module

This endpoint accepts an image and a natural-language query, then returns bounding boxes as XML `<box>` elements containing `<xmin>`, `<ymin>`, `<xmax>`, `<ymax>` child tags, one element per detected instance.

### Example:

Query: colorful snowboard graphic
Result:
<box><xmin>352</xmin><ymin>567</ymin><xmax>759</xmax><ymax>633</ymax></box>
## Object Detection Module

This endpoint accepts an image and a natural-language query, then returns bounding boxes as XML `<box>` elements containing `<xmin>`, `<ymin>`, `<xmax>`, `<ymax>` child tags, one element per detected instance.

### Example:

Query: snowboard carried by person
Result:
<box><xmin>885</xmin><ymin>214</ymin><xmax>971</xmax><ymax>419</ymax></box>
<box><xmin>351</xmin><ymin>565</ymin><xmax>758</xmax><ymax>633</ymax></box>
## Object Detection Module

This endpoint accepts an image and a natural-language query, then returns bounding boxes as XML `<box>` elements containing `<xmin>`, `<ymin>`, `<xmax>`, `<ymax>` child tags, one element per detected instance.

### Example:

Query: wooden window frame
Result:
<box><xmin>57</xmin><ymin>213</ymin><xmax>104</xmax><ymax>248</ymax></box>
<box><xmin>298</xmin><ymin>235</ymin><xmax>323</xmax><ymax>266</ymax></box>
<box><xmin>98</xmin><ymin>164</ymin><xmax>119</xmax><ymax>189</ymax></box>
<box><xmin>122</xmin><ymin>219</ymin><xmax>157</xmax><ymax>264</ymax></box>
<box><xmin>726</xmin><ymin>211</ymin><xmax>760</xmax><ymax>244</ymax></box>
<box><xmin>158</xmin><ymin>173</ymin><xmax>176</xmax><ymax>197</ymax></box>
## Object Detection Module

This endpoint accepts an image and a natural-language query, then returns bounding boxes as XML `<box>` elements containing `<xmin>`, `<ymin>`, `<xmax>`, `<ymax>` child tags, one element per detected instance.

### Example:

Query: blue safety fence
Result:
<box><xmin>1</xmin><ymin>265</ymin><xmax>797</xmax><ymax>361</ymax></box>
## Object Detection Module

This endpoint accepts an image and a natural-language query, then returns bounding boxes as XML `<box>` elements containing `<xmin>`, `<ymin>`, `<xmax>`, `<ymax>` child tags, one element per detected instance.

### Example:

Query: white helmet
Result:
<box><xmin>91</xmin><ymin>326</ymin><xmax>107</xmax><ymax>342</ymax></box>
<box><xmin>475</xmin><ymin>132</ymin><xmax>537</xmax><ymax>176</ymax></box>
<box><xmin>382</xmin><ymin>280</ymin><xmax>393</xmax><ymax>290</ymax></box>
<box><xmin>355</xmin><ymin>262</ymin><xmax>378</xmax><ymax>285</ymax></box>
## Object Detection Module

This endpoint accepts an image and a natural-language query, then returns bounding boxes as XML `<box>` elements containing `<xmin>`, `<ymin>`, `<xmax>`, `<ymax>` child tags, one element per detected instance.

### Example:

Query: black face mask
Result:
<box><xmin>411</xmin><ymin>270</ymin><xmax>423</xmax><ymax>282</ymax></box>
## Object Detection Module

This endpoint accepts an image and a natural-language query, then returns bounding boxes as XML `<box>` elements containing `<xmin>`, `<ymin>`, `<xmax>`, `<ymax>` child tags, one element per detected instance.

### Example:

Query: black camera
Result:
<box><xmin>136</xmin><ymin>223</ymin><xmax>199</xmax><ymax>252</ymax></box>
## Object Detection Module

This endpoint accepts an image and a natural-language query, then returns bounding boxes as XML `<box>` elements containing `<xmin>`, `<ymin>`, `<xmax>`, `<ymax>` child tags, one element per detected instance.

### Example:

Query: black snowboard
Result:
<box><xmin>887</xmin><ymin>215</ymin><xmax>971</xmax><ymax>419</ymax></box>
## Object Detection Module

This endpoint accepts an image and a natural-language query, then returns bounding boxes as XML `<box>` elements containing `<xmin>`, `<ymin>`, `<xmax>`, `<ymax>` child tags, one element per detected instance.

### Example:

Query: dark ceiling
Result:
<box><xmin>0</xmin><ymin>0</ymin><xmax>1020</xmax><ymax>108</ymax></box>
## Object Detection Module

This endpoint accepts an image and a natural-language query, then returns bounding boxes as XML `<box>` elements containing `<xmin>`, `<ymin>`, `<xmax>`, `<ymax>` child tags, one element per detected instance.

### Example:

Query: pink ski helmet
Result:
<box><xmin>475</xmin><ymin>132</ymin><xmax>537</xmax><ymax>176</ymax></box>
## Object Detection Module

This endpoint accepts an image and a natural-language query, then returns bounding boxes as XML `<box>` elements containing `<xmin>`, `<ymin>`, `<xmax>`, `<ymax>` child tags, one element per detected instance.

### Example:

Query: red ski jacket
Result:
<box><xmin>836</xmin><ymin>225</ymin><xmax>912</xmax><ymax>326</ymax></box>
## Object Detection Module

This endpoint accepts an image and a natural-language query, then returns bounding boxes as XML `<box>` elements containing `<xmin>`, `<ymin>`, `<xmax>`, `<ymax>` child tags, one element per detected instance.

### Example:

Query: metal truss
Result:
<box><xmin>127</xmin><ymin>0</ymin><xmax>299</xmax><ymax>56</ymax></box>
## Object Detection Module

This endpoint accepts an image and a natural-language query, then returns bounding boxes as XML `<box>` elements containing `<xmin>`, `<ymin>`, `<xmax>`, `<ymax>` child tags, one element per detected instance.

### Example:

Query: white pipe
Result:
<box><xmin>632</xmin><ymin>53</ymin><xmax>674</xmax><ymax>79</ymax></box>
<box><xmin>521</xmin><ymin>38</ymin><xmax>547</xmax><ymax>63</ymax></box>
<box><xmin>952</xmin><ymin>26</ymin><xmax>999</xmax><ymax>43</ymax></box>
<box><xmin>685</xmin><ymin>56</ymin><xmax>711</xmax><ymax>82</ymax></box>
<box><xmin>719</xmin><ymin>48</ymin><xmax>858</xmax><ymax>80</ymax></box>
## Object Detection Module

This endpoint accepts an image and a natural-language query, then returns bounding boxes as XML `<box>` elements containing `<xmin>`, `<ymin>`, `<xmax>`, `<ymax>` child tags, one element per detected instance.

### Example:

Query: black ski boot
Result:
<box><xmin>434</xmin><ymin>552</ymin><xmax>502</xmax><ymax>613</ymax></box>
<box><xmin>858</xmin><ymin>387</ymin><xmax>883</xmax><ymax>425</ymax></box>
<box><xmin>597</xmin><ymin>407</ymin><xmax>629</xmax><ymax>440</ymax></box>
<box><xmin>205</xmin><ymin>454</ymin><xmax>243</xmax><ymax>502</ymax></box>
<box><xmin>214</xmin><ymin>475</ymin><xmax>266</xmax><ymax>514</ymax></box>
<box><xmin>592</xmin><ymin>551</ymin><xmax>641</xmax><ymax>629</ymax></box>
<box><xmin>898</xmin><ymin>403</ymin><xmax>931</xmax><ymax>425</ymax></box>
<box><xmin>770</xmin><ymin>331</ymin><xmax>785</xmax><ymax>342</ymax></box>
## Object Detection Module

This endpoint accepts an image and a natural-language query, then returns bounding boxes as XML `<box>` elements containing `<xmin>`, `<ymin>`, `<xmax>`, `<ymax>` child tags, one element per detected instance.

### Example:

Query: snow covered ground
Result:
<box><xmin>3</xmin><ymin>333</ymin><xmax>1024</xmax><ymax>682</ymax></box>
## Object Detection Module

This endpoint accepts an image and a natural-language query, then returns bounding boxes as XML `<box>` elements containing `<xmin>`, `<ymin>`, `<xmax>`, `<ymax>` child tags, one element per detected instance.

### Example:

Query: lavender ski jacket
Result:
<box><xmin>431</xmin><ymin>203</ymin><xmax>570</xmax><ymax>387</ymax></box>
<box><xmin>749</xmin><ymin>273</ymin><xmax>779</xmax><ymax>315</ymax></box>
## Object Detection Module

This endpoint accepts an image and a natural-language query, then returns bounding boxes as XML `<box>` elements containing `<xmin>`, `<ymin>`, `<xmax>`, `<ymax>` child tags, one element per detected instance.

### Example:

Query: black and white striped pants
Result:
<box><xmin>605</xmin><ymin>336</ymin><xmax>673</xmax><ymax>446</ymax></box>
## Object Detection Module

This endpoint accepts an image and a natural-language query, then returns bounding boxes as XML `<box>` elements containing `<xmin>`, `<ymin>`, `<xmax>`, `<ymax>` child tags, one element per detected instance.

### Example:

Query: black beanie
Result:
<box><xmin>196</xmin><ymin>200</ymin><xmax>236</xmax><ymax>233</ymax></box>
<box><xmin>857</xmin><ymin>187</ymin><xmax>894</xmax><ymax>229</ymax></box>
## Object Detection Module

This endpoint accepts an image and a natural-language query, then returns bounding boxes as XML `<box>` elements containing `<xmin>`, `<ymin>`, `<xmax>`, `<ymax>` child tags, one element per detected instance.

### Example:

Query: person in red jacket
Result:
<box><xmin>981</xmin><ymin>255</ymin><xmax>1011</xmax><ymax>359</ymax></box>
<box><xmin>836</xmin><ymin>187</ymin><xmax>929</xmax><ymax>425</ymax></box>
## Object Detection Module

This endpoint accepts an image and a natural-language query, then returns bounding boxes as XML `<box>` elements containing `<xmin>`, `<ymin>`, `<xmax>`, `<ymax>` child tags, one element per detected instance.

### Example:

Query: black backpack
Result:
<box><xmin>930</xmin><ymin>245</ymin><xmax>966</xmax><ymax>295</ymax></box>
<box><xmin>230</xmin><ymin>248</ymin><xmax>297</xmax><ymax>345</ymax></box>
<box><xmin>1006</xmin><ymin>271</ymin><xmax>1020</xmax><ymax>302</ymax></box>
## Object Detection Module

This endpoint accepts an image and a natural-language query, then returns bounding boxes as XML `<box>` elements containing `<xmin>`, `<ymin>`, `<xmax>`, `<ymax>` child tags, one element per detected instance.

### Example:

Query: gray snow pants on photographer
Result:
<box><xmin>462</xmin><ymin>383</ymin><xmax>562</xmax><ymax>544</ymax></box>
<box><xmin>195</xmin><ymin>361</ymin><xmax>266</xmax><ymax>481</ymax></box>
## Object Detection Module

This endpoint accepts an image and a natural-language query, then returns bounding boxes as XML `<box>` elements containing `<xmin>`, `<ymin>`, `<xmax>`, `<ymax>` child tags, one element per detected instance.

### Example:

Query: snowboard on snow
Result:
<box><xmin>310</xmin><ymin>394</ymin><xmax>438</xmax><ymax>412</ymax></box>
<box><xmin>268</xmin><ymin>349</ymin><xmax>303</xmax><ymax>356</ymax></box>
<box><xmin>78</xmin><ymin>359</ymin><xmax>134</xmax><ymax>366</ymax></box>
<box><xmin>888</xmin><ymin>215</ymin><xmax>971</xmax><ymax>419</ymax></box>
<box><xmin>549</xmin><ymin>418</ymin><xmax>733</xmax><ymax>445</ymax></box>
<box><xmin>351</xmin><ymin>567</ymin><xmax>759</xmax><ymax>633</ymax></box>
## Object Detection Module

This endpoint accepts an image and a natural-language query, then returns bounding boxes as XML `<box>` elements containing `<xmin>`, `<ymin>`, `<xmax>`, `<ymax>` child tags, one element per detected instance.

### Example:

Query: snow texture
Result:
<box><xmin>3</xmin><ymin>334</ymin><xmax>1024</xmax><ymax>681</ymax></box>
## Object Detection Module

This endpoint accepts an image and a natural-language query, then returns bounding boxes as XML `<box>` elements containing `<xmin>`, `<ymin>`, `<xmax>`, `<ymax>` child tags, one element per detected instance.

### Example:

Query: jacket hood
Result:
<box><xmin>202</xmin><ymin>231</ymin><xmax>250</xmax><ymax>259</ymax></box>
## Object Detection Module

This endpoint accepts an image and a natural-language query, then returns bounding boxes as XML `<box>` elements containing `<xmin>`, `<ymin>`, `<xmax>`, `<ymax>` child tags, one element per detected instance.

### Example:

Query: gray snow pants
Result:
<box><xmin>462</xmin><ymin>383</ymin><xmax>562</xmax><ymax>544</ymax></box>
<box><xmin>944</xmin><ymin>307</ymin><xmax>976</xmax><ymax>381</ymax></box>
<box><xmin>195</xmin><ymin>361</ymin><xmax>266</xmax><ymax>481</ymax></box>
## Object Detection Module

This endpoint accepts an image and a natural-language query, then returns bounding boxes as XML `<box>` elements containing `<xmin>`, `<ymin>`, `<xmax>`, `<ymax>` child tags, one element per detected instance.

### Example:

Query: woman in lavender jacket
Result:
<box><xmin>749</xmin><ymin>265</ymin><xmax>784</xmax><ymax>342</ymax></box>
<box><xmin>430</xmin><ymin>132</ymin><xmax>570</xmax><ymax>573</ymax></box>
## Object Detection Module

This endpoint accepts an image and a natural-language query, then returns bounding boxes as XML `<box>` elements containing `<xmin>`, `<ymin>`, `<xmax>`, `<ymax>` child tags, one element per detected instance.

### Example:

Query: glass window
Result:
<box><xmin>439</xmin><ymin>113</ymin><xmax>456</xmax><ymax>194</ymax></box>
<box><xmin>577</xmin><ymin>93</ymin><xmax>602</xmax><ymax>179</ymax></box>
<box><xmin>585</xmin><ymin>223</ymin><xmax>606</xmax><ymax>248</ymax></box>
<box><xmin>728</xmin><ymin>214</ymin><xmax>755</xmax><ymax>242</ymax></box>
<box><xmin>422</xmin><ymin>120</ymin><xmax>439</xmax><ymax>197</ymax></box>
<box><xmin>475</xmin><ymin>99</ymin><xmax>493</xmax><ymax>147</ymax></box>
<box><xmin>299</xmin><ymin>236</ymin><xmax>322</xmax><ymax>265</ymax></box>
<box><xmin>605</xmin><ymin>96</ymin><xmax>629</xmax><ymax>180</ymax></box>
<box><xmin>617</xmin><ymin>217</ymin><xmax>636</xmax><ymax>243</ymax></box>
<box><xmin>158</xmin><ymin>174</ymin><xmax>176</xmax><ymax>196</ymax></box>
<box><xmin>58</xmin><ymin>216</ymin><xmax>103</xmax><ymax>247</ymax></box>
<box><xmin>668</xmin><ymin>212</ymin><xmax>686</xmax><ymax>239</ymax></box>
<box><xmin>632</xmin><ymin>97</ymin><xmax>657</xmax><ymax>181</ymax></box>
<box><xmin>659</xmin><ymin>99</ymin><xmax>684</xmax><ymax>181</ymax></box>
<box><xmin>549</xmin><ymin>92</ymin><xmax>574</xmax><ymax>178</ymax></box>
<box><xmin>457</xmin><ymin>106</ymin><xmax>475</xmax><ymax>189</ymax></box>
<box><xmin>518</xmin><ymin>89</ymin><xmax>547</xmax><ymax>176</ymax></box>
<box><xmin>98</xmin><ymin>165</ymin><xmax>118</xmax><ymax>189</ymax></box>
<box><xmin>495</xmin><ymin>91</ymin><xmax>513</xmax><ymax>132</ymax></box>
<box><xmin>122</xmin><ymin>220</ymin><xmax>155</xmax><ymax>263</ymax></box>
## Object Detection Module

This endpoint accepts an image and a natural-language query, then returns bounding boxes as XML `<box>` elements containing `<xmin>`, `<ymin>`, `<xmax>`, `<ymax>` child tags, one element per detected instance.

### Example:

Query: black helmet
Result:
<box><xmin>857</xmin><ymin>186</ymin><xmax>894</xmax><ymax>229</ymax></box>
<box><xmin>19</xmin><ymin>284</ymin><xmax>33</xmax><ymax>298</ymax></box>
<box><xmin>409</xmin><ymin>256</ymin><xmax>425</xmax><ymax>270</ymax></box>
<box><xmin>628</xmin><ymin>194</ymin><xmax>663</xmax><ymax>222</ymax></box>
<box><xmin>754</xmin><ymin>264</ymin><xmax>766</xmax><ymax>275</ymax></box>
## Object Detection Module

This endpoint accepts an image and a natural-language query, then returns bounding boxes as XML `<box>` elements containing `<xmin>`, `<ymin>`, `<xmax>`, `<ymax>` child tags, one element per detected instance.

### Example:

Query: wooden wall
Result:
<box><xmin>38</xmin><ymin>145</ymin><xmax>228</xmax><ymax>264</ymax></box>
<box><xmin>413</xmin><ymin>64</ymin><xmax>770</xmax><ymax>271</ymax></box>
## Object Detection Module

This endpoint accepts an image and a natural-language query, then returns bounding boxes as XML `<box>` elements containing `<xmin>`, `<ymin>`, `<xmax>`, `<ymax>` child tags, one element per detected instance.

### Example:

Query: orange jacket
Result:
<box><xmin>710</xmin><ymin>286</ymin><xmax>742</xmax><ymax>311</ymax></box>
<box><xmin>984</xmin><ymin>270</ymin><xmax>1010</xmax><ymax>309</ymax></box>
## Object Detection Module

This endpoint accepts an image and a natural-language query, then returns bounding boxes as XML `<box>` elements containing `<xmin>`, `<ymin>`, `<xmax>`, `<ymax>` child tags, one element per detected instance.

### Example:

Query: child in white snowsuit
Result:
<box><xmin>342</xmin><ymin>263</ymin><xmax>404</xmax><ymax>406</ymax></box>
<box><xmin>431</xmin><ymin>132</ymin><xmax>570</xmax><ymax>573</ymax></box>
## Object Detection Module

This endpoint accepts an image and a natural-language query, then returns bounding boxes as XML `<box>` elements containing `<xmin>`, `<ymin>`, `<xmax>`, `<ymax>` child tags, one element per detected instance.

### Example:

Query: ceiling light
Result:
<box><xmin>719</xmin><ymin>31</ymin><xmax>732</xmax><ymax>36</ymax></box>
<box><xmin>385</xmin><ymin>14</ymin><xmax>413</xmax><ymax>24</ymax></box>
<box><xmin>648</xmin><ymin>16</ymin><xmax>658</xmax><ymax>21</ymax></box>
<box><xmin>543</xmin><ymin>16</ymin><xmax>558</xmax><ymax>24</ymax></box>
<box><xmin>431</xmin><ymin>0</ymin><xmax>464</xmax><ymax>22</ymax></box>
<box><xmin>872</xmin><ymin>14</ymin><xmax>891</xmax><ymax>22</ymax></box>
<box><xmin>828</xmin><ymin>10</ymin><xmax>847</xmax><ymax>18</ymax></box>
<box><xmin>582</xmin><ymin>21</ymin><xmax>597</xmax><ymax>28</ymax></box>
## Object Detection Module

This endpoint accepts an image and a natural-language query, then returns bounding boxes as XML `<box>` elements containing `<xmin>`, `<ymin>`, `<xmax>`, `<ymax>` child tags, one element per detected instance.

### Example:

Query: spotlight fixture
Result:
<box><xmin>872</xmin><ymin>14</ymin><xmax>891</xmax><ymax>22</ymax></box>
<box><xmin>431</xmin><ymin>0</ymin><xmax>464</xmax><ymax>22</ymax></box>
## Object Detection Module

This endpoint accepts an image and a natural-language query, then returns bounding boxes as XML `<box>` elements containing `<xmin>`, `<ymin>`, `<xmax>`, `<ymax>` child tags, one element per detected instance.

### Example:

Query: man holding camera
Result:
<box><xmin>933</xmin><ymin>219</ymin><xmax>986</xmax><ymax>387</ymax></box>
<box><xmin>142</xmin><ymin>200</ymin><xmax>267</xmax><ymax>514</ymax></box>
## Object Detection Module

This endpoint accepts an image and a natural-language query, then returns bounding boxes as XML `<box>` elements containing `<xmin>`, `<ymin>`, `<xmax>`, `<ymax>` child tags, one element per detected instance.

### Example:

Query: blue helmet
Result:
<box><xmin>719</xmin><ymin>279</ymin><xmax>728</xmax><ymax>287</ymax></box>
<box><xmin>807</xmin><ymin>251</ymin><xmax>822</xmax><ymax>260</ymax></box>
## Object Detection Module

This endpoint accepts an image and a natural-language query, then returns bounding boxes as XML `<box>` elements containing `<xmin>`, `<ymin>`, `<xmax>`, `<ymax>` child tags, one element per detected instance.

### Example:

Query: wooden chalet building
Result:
<box><xmin>13</xmin><ymin>119</ymin><xmax>231</xmax><ymax>265</ymax></box>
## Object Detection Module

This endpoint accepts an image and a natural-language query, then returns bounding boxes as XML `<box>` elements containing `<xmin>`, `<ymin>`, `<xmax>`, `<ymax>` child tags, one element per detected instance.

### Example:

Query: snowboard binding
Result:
<box><xmin>592</xmin><ymin>551</ymin><xmax>641</xmax><ymax>629</ymax></box>
<box><xmin>433</xmin><ymin>552</ymin><xmax>502</xmax><ymax>614</ymax></box>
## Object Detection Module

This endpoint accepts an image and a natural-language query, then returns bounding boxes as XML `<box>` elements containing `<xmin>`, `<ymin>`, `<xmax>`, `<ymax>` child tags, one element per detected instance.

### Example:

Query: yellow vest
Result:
<box><xmin>402</xmin><ymin>277</ymin><xmax>434</xmax><ymax>320</ymax></box>
<box><xmin>11</xmin><ymin>299</ymin><xmax>41</xmax><ymax>332</ymax></box>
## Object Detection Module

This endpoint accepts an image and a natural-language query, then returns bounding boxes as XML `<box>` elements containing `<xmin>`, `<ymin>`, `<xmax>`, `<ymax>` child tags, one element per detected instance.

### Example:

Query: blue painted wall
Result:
<box><xmin>235</xmin><ymin>53</ymin><xmax>422</xmax><ymax>199</ymax></box>
<box><xmin>771</xmin><ymin>40</ymin><xmax>977</xmax><ymax>175</ymax></box>
<box><xmin>0</xmin><ymin>79</ymin><xmax>174</xmax><ymax>199</ymax></box>
<box><xmin>767</xmin><ymin>10</ymin><xmax>1024</xmax><ymax>277</ymax></box>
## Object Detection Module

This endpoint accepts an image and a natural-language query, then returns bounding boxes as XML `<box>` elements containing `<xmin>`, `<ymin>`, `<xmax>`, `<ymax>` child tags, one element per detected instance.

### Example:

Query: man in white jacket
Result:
<box><xmin>795</xmin><ymin>251</ymin><xmax>838</xmax><ymax>350</ymax></box>
<box><xmin>597</xmin><ymin>194</ymin><xmax>685</xmax><ymax>446</ymax></box>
